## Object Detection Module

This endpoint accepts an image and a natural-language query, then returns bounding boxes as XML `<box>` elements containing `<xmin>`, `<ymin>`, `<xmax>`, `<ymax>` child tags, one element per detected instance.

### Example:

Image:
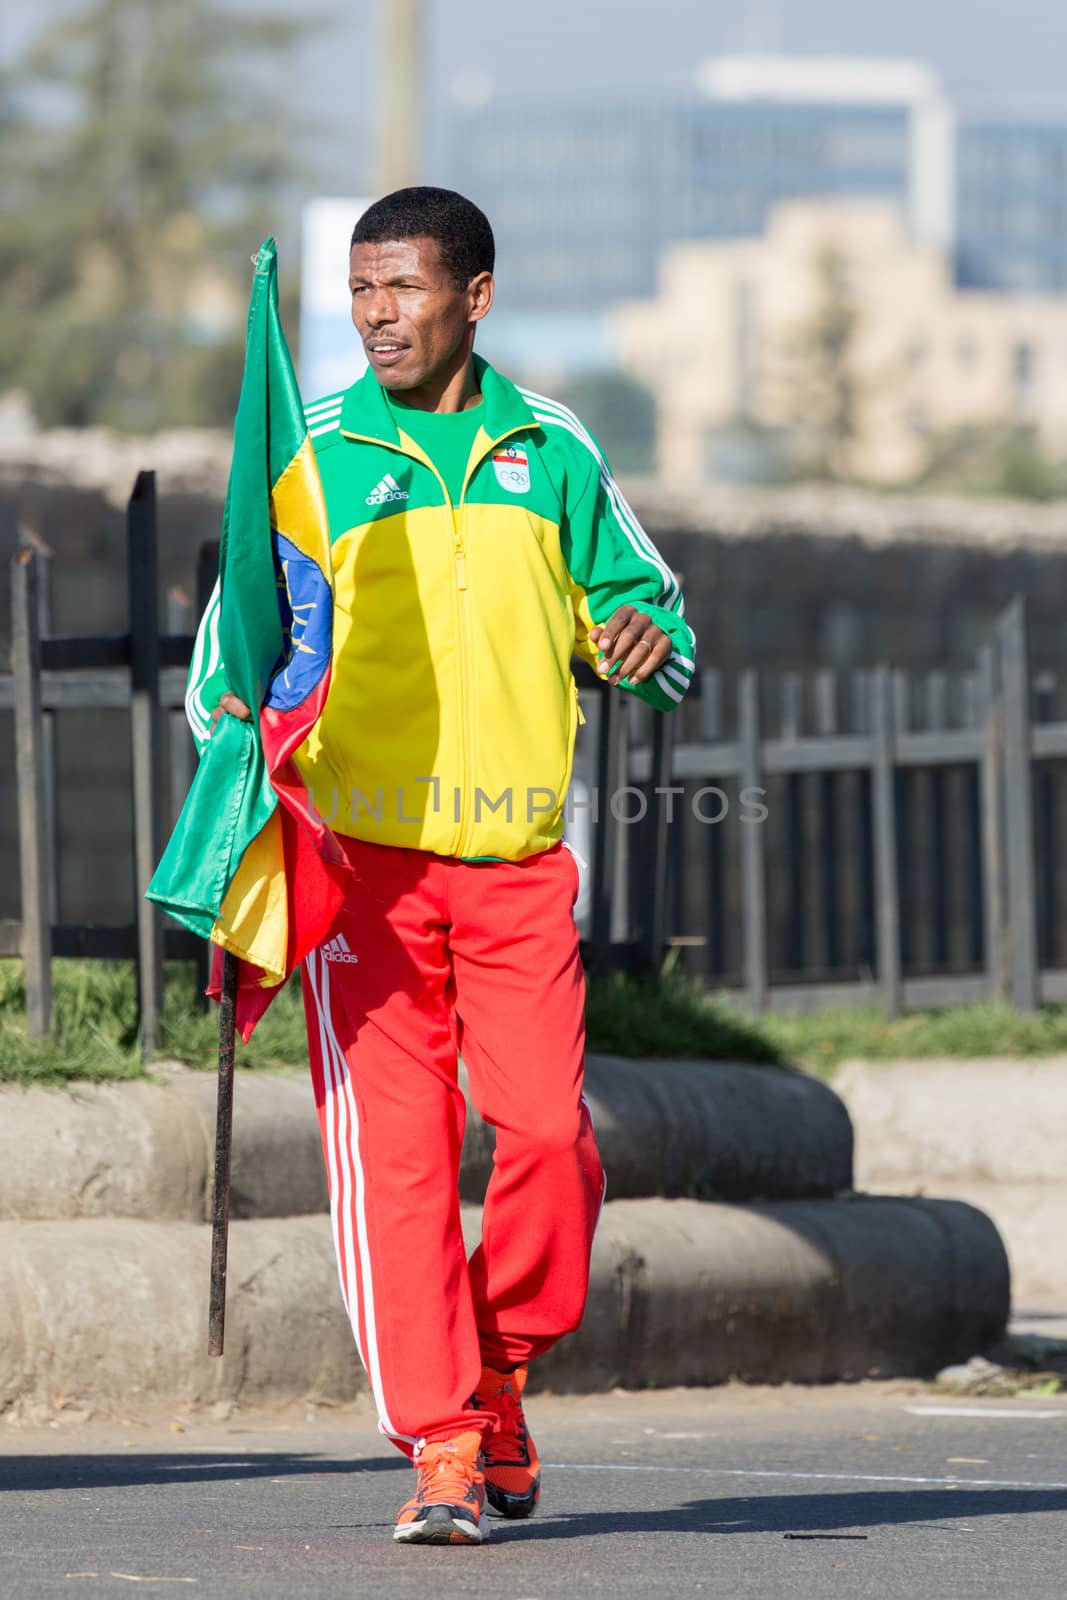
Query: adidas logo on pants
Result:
<box><xmin>322</xmin><ymin>931</ymin><xmax>360</xmax><ymax>964</ymax></box>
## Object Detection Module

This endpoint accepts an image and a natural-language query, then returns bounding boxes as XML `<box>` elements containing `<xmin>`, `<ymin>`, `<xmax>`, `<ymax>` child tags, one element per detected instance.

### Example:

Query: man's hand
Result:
<box><xmin>209</xmin><ymin>691</ymin><xmax>252</xmax><ymax>732</ymax></box>
<box><xmin>588</xmin><ymin>606</ymin><xmax>671</xmax><ymax>686</ymax></box>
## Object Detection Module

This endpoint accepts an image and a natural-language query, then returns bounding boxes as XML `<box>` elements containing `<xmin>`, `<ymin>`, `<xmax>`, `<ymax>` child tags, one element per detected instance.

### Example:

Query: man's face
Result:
<box><xmin>348</xmin><ymin>236</ymin><xmax>490</xmax><ymax>391</ymax></box>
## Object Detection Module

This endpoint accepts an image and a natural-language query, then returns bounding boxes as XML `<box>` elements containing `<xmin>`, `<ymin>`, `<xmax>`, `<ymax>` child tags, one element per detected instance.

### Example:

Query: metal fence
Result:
<box><xmin>584</xmin><ymin>596</ymin><xmax>1057</xmax><ymax>1017</ymax></box>
<box><xmin>3</xmin><ymin>471</ymin><xmax>1061</xmax><ymax>1047</ymax></box>
<box><xmin>5</xmin><ymin>474</ymin><xmax>213</xmax><ymax>1051</ymax></box>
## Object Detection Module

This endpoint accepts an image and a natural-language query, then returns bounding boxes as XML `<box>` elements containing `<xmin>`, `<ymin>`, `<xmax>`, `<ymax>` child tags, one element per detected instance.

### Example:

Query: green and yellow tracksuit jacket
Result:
<box><xmin>186</xmin><ymin>356</ymin><xmax>695</xmax><ymax>862</ymax></box>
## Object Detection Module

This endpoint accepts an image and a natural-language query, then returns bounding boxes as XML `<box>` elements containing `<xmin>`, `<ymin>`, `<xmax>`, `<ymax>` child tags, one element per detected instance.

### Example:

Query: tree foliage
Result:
<box><xmin>0</xmin><ymin>1</ymin><xmax>308</xmax><ymax>430</ymax></box>
<box><xmin>911</xmin><ymin>423</ymin><xmax>1067</xmax><ymax>502</ymax></box>
<box><xmin>554</xmin><ymin>370</ymin><xmax>656</xmax><ymax>475</ymax></box>
<box><xmin>771</xmin><ymin>242</ymin><xmax>863</xmax><ymax>480</ymax></box>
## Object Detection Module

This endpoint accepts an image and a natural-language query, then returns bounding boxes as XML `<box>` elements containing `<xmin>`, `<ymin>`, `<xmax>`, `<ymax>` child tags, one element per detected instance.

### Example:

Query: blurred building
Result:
<box><xmin>300</xmin><ymin>196</ymin><xmax>371</xmax><ymax>401</ymax></box>
<box><xmin>956</xmin><ymin>117</ymin><xmax>1067</xmax><ymax>292</ymax></box>
<box><xmin>445</xmin><ymin>55</ymin><xmax>1067</xmax><ymax>393</ymax></box>
<box><xmin>611</xmin><ymin>200</ymin><xmax>1067</xmax><ymax>486</ymax></box>
<box><xmin>445</xmin><ymin>55</ymin><xmax>953</xmax><ymax>376</ymax></box>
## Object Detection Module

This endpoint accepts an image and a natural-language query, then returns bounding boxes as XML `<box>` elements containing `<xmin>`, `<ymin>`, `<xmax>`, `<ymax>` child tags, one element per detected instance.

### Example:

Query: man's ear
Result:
<box><xmin>468</xmin><ymin>271</ymin><xmax>495</xmax><ymax>324</ymax></box>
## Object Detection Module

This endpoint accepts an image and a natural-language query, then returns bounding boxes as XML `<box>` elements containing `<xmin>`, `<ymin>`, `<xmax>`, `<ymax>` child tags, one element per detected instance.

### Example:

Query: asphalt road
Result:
<box><xmin>3</xmin><ymin>1385</ymin><xmax>1066</xmax><ymax>1599</ymax></box>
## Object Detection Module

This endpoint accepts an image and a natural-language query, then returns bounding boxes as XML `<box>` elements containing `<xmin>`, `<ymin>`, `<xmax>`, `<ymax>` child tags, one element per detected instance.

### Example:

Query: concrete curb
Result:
<box><xmin>465</xmin><ymin>1055</ymin><xmax>854</xmax><ymax>1203</ymax></box>
<box><xmin>834</xmin><ymin>1057</ymin><xmax>1067</xmax><ymax>1301</ymax></box>
<box><xmin>537</xmin><ymin>1195</ymin><xmax>1009</xmax><ymax>1392</ymax></box>
<box><xmin>0</xmin><ymin>1055</ymin><xmax>853</xmax><ymax>1223</ymax></box>
<box><xmin>0</xmin><ymin>1195</ymin><xmax>1008</xmax><ymax>1414</ymax></box>
<box><xmin>0</xmin><ymin>1078</ymin><xmax>211</xmax><ymax>1223</ymax></box>
<box><xmin>859</xmin><ymin>1179</ymin><xmax>1067</xmax><ymax>1304</ymax></box>
<box><xmin>833</xmin><ymin>1058</ymin><xmax>1067</xmax><ymax>1184</ymax></box>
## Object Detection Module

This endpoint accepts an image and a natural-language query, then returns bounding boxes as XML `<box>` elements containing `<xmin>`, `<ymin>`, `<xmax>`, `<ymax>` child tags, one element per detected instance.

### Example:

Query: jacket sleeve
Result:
<box><xmin>183</xmin><ymin>579</ymin><xmax>228</xmax><ymax>756</ymax></box>
<box><xmin>561</xmin><ymin>441</ymin><xmax>695</xmax><ymax>713</ymax></box>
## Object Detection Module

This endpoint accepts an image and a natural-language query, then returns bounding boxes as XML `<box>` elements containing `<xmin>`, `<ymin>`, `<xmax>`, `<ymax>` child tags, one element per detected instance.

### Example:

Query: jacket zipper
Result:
<box><xmin>341</xmin><ymin>421</ymin><xmax>532</xmax><ymax>857</ymax></box>
<box><xmin>452</xmin><ymin>424</ymin><xmax>534</xmax><ymax>855</ymax></box>
<box><xmin>452</xmin><ymin>502</ymin><xmax>473</xmax><ymax>854</ymax></box>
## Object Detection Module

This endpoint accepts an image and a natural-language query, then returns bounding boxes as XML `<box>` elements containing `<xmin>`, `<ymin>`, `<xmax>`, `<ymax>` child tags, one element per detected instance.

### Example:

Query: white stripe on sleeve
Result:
<box><xmin>185</xmin><ymin>578</ymin><xmax>222</xmax><ymax>742</ymax></box>
<box><xmin>520</xmin><ymin>387</ymin><xmax>684</xmax><ymax>615</ymax></box>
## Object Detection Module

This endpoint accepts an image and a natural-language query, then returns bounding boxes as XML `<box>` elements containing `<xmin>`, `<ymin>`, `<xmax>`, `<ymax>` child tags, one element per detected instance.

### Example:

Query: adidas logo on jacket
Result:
<box><xmin>365</xmin><ymin>472</ymin><xmax>409</xmax><ymax>506</ymax></box>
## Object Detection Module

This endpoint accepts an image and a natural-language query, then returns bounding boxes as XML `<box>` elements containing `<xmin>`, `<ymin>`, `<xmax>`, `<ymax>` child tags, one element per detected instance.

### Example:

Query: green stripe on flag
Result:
<box><xmin>147</xmin><ymin>238</ymin><xmax>302</xmax><ymax>940</ymax></box>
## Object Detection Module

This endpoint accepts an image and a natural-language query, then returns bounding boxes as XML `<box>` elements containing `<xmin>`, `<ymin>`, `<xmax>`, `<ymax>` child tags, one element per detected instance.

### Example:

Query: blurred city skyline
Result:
<box><xmin>7</xmin><ymin>0</ymin><xmax>1067</xmax><ymax>501</ymax></box>
<box><xmin>222</xmin><ymin>2</ymin><xmax>1067</xmax><ymax>124</ymax></box>
<box><xmin>8</xmin><ymin>3</ymin><xmax>1067</xmax><ymax>186</ymax></box>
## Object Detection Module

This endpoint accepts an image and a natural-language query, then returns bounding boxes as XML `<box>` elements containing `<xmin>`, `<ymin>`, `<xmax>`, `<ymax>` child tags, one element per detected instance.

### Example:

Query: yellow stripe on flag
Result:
<box><xmin>271</xmin><ymin>433</ymin><xmax>332</xmax><ymax>572</ymax></box>
<box><xmin>209</xmin><ymin>808</ymin><xmax>289</xmax><ymax>983</ymax></box>
<box><xmin>206</xmin><ymin>435</ymin><xmax>331</xmax><ymax>985</ymax></box>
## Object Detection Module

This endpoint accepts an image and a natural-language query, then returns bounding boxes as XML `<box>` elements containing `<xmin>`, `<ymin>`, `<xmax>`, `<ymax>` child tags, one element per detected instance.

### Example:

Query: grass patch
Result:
<box><xmin>0</xmin><ymin>960</ymin><xmax>312</xmax><ymax>1087</ymax></box>
<box><xmin>756</xmin><ymin>1001</ymin><xmax>1067</xmax><ymax>1078</ymax></box>
<box><xmin>5</xmin><ymin>958</ymin><xmax>1067</xmax><ymax>1087</ymax></box>
<box><xmin>159</xmin><ymin>965</ymin><xmax>309</xmax><ymax>1073</ymax></box>
<box><xmin>0</xmin><ymin>960</ymin><xmax>145</xmax><ymax>1087</ymax></box>
<box><xmin>584</xmin><ymin>968</ymin><xmax>783</xmax><ymax>1063</ymax></box>
<box><xmin>0</xmin><ymin>958</ymin><xmax>787</xmax><ymax>1084</ymax></box>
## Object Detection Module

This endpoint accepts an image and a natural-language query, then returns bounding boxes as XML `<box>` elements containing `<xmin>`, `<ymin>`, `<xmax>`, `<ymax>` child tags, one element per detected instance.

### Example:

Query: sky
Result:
<box><xmin>9</xmin><ymin>1</ymin><xmax>1067</xmax><ymax>189</ymax></box>
<box><xmin>288</xmin><ymin>0</ymin><xmax>1067</xmax><ymax>194</ymax></box>
<box><xmin>427</xmin><ymin>0</ymin><xmax>1067</xmax><ymax>109</ymax></box>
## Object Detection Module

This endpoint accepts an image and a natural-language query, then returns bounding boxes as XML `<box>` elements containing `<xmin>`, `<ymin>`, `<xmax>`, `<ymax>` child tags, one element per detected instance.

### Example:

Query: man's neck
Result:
<box><xmin>390</xmin><ymin>351</ymin><xmax>482</xmax><ymax>415</ymax></box>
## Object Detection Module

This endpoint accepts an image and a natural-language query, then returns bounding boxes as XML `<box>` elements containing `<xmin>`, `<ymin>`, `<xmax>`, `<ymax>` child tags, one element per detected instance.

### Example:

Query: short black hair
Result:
<box><xmin>350</xmin><ymin>187</ymin><xmax>495</xmax><ymax>289</ymax></box>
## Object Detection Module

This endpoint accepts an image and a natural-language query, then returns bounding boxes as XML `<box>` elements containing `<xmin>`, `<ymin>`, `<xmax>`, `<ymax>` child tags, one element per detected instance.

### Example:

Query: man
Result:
<box><xmin>194</xmin><ymin>187</ymin><xmax>694</xmax><ymax>1544</ymax></box>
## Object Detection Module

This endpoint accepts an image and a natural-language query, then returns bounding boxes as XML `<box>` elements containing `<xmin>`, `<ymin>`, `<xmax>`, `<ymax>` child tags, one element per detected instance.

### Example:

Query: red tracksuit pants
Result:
<box><xmin>300</xmin><ymin>836</ymin><xmax>604</xmax><ymax>1455</ymax></box>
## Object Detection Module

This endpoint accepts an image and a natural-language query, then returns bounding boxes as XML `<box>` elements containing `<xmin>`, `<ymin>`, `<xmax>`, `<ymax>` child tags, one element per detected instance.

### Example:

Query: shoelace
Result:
<box><xmin>416</xmin><ymin>1445</ymin><xmax>482</xmax><ymax>1504</ymax></box>
<box><xmin>488</xmin><ymin>1385</ymin><xmax>527</xmax><ymax>1459</ymax></box>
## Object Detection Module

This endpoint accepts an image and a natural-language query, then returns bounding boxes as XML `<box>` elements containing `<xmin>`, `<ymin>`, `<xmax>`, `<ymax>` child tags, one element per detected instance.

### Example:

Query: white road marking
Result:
<box><xmin>906</xmin><ymin>1406</ymin><xmax>1067</xmax><ymax>1421</ymax></box>
<box><xmin>545</xmin><ymin>1463</ymin><xmax>1067</xmax><ymax>1492</ymax></box>
<box><xmin>65</xmin><ymin>1577</ymin><xmax>197</xmax><ymax>1586</ymax></box>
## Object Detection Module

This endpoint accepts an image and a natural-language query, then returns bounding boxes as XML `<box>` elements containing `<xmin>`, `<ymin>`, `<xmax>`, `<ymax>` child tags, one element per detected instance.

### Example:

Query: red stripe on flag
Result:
<box><xmin>208</xmin><ymin>670</ymin><xmax>352</xmax><ymax>1040</ymax></box>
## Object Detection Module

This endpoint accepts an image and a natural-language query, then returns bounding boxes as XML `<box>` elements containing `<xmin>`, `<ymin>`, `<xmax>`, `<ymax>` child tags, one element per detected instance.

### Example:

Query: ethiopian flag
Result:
<box><xmin>148</xmin><ymin>238</ymin><xmax>351</xmax><ymax>1039</ymax></box>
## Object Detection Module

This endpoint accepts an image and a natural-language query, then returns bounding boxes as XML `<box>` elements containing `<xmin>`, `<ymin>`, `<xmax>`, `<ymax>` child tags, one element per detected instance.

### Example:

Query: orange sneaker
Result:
<box><xmin>393</xmin><ymin>1431</ymin><xmax>489</xmax><ymax>1545</ymax></box>
<box><xmin>472</xmin><ymin>1364</ymin><xmax>541</xmax><ymax>1519</ymax></box>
